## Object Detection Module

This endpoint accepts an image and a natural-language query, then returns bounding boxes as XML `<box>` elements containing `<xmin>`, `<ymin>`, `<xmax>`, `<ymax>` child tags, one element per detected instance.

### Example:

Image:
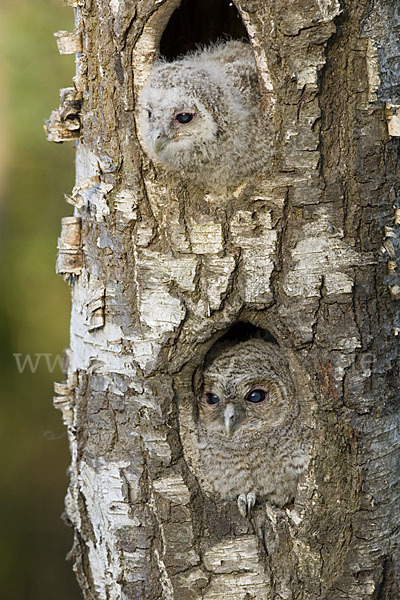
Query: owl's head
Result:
<box><xmin>198</xmin><ymin>339</ymin><xmax>294</xmax><ymax>439</ymax></box>
<box><xmin>137</xmin><ymin>58</ymin><xmax>248</xmax><ymax>174</ymax></box>
<box><xmin>138</xmin><ymin>87</ymin><xmax>217</xmax><ymax>169</ymax></box>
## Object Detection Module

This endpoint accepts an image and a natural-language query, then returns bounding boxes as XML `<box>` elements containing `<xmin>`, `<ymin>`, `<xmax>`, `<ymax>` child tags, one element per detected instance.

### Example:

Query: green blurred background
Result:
<box><xmin>0</xmin><ymin>0</ymin><xmax>80</xmax><ymax>597</ymax></box>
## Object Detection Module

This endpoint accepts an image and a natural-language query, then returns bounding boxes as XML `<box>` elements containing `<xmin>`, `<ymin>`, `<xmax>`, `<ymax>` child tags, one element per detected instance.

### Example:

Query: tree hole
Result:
<box><xmin>160</xmin><ymin>0</ymin><xmax>248</xmax><ymax>59</ymax></box>
<box><xmin>203</xmin><ymin>322</ymin><xmax>278</xmax><ymax>368</ymax></box>
<box><xmin>217</xmin><ymin>321</ymin><xmax>277</xmax><ymax>345</ymax></box>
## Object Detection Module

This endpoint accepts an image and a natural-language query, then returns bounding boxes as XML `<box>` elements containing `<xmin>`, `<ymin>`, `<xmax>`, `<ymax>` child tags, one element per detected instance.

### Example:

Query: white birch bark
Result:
<box><xmin>48</xmin><ymin>1</ymin><xmax>400</xmax><ymax>598</ymax></box>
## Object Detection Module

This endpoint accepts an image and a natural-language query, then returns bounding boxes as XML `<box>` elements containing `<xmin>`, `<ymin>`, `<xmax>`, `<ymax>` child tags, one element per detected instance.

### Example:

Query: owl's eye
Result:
<box><xmin>175</xmin><ymin>112</ymin><xmax>195</xmax><ymax>124</ymax></box>
<box><xmin>246</xmin><ymin>388</ymin><xmax>267</xmax><ymax>404</ymax></box>
<box><xmin>146</xmin><ymin>109</ymin><xmax>152</xmax><ymax>119</ymax></box>
<box><xmin>205</xmin><ymin>392</ymin><xmax>220</xmax><ymax>405</ymax></box>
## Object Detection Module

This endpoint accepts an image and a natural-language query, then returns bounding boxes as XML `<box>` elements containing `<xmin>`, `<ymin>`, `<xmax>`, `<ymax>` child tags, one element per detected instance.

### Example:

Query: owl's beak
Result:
<box><xmin>152</xmin><ymin>129</ymin><xmax>169</xmax><ymax>154</ymax></box>
<box><xmin>224</xmin><ymin>403</ymin><xmax>235</xmax><ymax>437</ymax></box>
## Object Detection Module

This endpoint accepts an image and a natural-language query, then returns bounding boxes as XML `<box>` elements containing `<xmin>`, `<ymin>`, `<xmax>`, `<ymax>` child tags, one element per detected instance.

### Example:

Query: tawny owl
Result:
<box><xmin>137</xmin><ymin>41</ymin><xmax>273</xmax><ymax>193</ymax></box>
<box><xmin>197</xmin><ymin>339</ymin><xmax>309</xmax><ymax>517</ymax></box>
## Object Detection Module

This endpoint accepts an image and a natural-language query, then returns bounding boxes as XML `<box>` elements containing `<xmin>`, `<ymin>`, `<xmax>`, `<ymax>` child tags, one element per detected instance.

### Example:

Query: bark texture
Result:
<box><xmin>49</xmin><ymin>1</ymin><xmax>400</xmax><ymax>598</ymax></box>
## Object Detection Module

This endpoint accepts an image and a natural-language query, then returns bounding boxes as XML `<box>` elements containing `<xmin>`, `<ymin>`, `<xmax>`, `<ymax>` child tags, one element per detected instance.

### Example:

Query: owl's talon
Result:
<box><xmin>237</xmin><ymin>493</ymin><xmax>256</xmax><ymax>517</ymax></box>
<box><xmin>237</xmin><ymin>494</ymin><xmax>248</xmax><ymax>517</ymax></box>
<box><xmin>247</xmin><ymin>492</ymin><xmax>256</xmax><ymax>515</ymax></box>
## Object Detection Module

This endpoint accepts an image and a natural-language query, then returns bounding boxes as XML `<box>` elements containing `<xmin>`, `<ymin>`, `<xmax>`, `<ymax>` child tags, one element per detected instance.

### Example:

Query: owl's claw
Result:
<box><xmin>238</xmin><ymin>494</ymin><xmax>247</xmax><ymax>517</ymax></box>
<box><xmin>247</xmin><ymin>492</ymin><xmax>256</xmax><ymax>513</ymax></box>
<box><xmin>237</xmin><ymin>493</ymin><xmax>256</xmax><ymax>518</ymax></box>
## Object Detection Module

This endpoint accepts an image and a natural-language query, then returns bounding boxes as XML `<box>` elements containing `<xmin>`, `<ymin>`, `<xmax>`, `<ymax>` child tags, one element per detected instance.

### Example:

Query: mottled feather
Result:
<box><xmin>196</xmin><ymin>339</ymin><xmax>309</xmax><ymax>514</ymax></box>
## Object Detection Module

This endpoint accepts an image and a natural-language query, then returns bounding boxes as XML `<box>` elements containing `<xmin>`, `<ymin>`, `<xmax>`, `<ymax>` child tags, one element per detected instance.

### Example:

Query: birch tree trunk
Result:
<box><xmin>48</xmin><ymin>1</ymin><xmax>400</xmax><ymax>598</ymax></box>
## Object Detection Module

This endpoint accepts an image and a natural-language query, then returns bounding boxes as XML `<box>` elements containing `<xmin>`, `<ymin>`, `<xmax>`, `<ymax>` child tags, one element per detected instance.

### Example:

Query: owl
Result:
<box><xmin>196</xmin><ymin>339</ymin><xmax>309</xmax><ymax>517</ymax></box>
<box><xmin>137</xmin><ymin>41</ymin><xmax>273</xmax><ymax>192</ymax></box>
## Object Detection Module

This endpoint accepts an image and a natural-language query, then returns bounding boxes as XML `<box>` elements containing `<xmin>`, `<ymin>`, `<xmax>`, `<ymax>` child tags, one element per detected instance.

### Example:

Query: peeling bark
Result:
<box><xmin>50</xmin><ymin>1</ymin><xmax>400</xmax><ymax>598</ymax></box>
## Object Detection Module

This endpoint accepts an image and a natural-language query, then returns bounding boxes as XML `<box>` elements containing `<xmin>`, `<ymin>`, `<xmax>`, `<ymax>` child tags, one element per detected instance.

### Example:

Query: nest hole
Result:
<box><xmin>203</xmin><ymin>322</ymin><xmax>278</xmax><ymax>369</ymax></box>
<box><xmin>160</xmin><ymin>0</ymin><xmax>248</xmax><ymax>59</ymax></box>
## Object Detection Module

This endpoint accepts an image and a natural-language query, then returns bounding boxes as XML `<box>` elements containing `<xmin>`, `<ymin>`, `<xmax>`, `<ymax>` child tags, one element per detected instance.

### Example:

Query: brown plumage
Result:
<box><xmin>196</xmin><ymin>339</ymin><xmax>309</xmax><ymax>516</ymax></box>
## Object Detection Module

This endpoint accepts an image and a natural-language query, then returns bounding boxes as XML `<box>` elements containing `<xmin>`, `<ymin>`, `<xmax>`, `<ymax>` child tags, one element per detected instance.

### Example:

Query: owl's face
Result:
<box><xmin>138</xmin><ymin>85</ymin><xmax>218</xmax><ymax>170</ymax></box>
<box><xmin>198</xmin><ymin>340</ymin><xmax>291</xmax><ymax>440</ymax></box>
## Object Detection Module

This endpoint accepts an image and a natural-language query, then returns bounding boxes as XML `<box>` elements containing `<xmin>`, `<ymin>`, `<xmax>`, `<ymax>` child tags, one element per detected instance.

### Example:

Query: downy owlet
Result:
<box><xmin>137</xmin><ymin>40</ymin><xmax>273</xmax><ymax>193</ymax></box>
<box><xmin>197</xmin><ymin>339</ymin><xmax>309</xmax><ymax>517</ymax></box>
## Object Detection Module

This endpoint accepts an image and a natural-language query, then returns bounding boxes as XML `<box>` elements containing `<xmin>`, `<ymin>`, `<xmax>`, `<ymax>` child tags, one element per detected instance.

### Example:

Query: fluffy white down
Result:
<box><xmin>138</xmin><ymin>41</ymin><xmax>274</xmax><ymax>192</ymax></box>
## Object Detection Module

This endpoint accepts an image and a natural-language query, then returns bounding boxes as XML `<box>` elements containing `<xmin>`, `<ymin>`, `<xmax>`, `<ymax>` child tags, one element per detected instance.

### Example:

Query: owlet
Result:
<box><xmin>138</xmin><ymin>41</ymin><xmax>273</xmax><ymax>192</ymax></box>
<box><xmin>197</xmin><ymin>339</ymin><xmax>309</xmax><ymax>517</ymax></box>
